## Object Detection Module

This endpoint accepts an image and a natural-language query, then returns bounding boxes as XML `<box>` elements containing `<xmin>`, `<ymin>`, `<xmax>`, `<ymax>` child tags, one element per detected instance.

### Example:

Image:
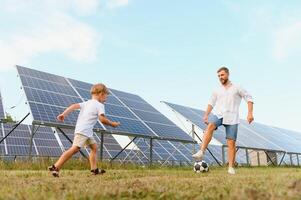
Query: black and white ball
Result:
<box><xmin>194</xmin><ymin>161</ymin><xmax>209</xmax><ymax>173</ymax></box>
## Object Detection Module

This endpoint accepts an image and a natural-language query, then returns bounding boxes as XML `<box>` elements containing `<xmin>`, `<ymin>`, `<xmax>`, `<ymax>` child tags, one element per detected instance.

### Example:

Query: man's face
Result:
<box><xmin>218</xmin><ymin>70</ymin><xmax>229</xmax><ymax>85</ymax></box>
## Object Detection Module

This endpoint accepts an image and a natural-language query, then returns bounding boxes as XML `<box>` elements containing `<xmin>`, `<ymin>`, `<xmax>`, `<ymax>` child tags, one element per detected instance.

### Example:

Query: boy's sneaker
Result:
<box><xmin>91</xmin><ymin>168</ymin><xmax>106</xmax><ymax>175</ymax></box>
<box><xmin>48</xmin><ymin>165</ymin><xmax>59</xmax><ymax>177</ymax></box>
<box><xmin>192</xmin><ymin>150</ymin><xmax>204</xmax><ymax>161</ymax></box>
<box><xmin>228</xmin><ymin>167</ymin><xmax>236</xmax><ymax>175</ymax></box>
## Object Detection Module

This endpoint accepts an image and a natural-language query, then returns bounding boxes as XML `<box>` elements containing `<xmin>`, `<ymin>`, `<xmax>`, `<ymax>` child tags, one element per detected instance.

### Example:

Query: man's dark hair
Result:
<box><xmin>217</xmin><ymin>67</ymin><xmax>229</xmax><ymax>74</ymax></box>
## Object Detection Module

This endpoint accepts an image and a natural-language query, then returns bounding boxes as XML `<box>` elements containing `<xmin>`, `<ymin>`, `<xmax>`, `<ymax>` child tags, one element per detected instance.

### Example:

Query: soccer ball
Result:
<box><xmin>194</xmin><ymin>161</ymin><xmax>209</xmax><ymax>173</ymax></box>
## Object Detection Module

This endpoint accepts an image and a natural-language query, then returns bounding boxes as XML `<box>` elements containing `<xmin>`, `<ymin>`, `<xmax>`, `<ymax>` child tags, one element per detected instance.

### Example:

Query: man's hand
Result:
<box><xmin>203</xmin><ymin>115</ymin><xmax>209</xmax><ymax>125</ymax></box>
<box><xmin>57</xmin><ymin>114</ymin><xmax>65</xmax><ymax>122</ymax></box>
<box><xmin>111</xmin><ymin>121</ymin><xmax>120</xmax><ymax>128</ymax></box>
<box><xmin>247</xmin><ymin>113</ymin><xmax>254</xmax><ymax>124</ymax></box>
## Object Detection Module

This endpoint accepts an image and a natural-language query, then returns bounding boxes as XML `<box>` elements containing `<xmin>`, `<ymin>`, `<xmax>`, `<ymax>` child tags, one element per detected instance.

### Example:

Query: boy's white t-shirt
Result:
<box><xmin>74</xmin><ymin>99</ymin><xmax>105</xmax><ymax>138</ymax></box>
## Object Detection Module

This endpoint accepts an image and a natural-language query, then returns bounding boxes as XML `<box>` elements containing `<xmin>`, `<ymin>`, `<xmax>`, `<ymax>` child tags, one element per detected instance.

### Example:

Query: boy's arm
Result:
<box><xmin>57</xmin><ymin>103</ymin><xmax>81</xmax><ymax>122</ymax></box>
<box><xmin>99</xmin><ymin>114</ymin><xmax>120</xmax><ymax>127</ymax></box>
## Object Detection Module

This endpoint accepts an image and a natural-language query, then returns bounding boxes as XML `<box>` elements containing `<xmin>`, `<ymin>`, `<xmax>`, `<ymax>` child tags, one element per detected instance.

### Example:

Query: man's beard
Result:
<box><xmin>220</xmin><ymin>78</ymin><xmax>229</xmax><ymax>85</ymax></box>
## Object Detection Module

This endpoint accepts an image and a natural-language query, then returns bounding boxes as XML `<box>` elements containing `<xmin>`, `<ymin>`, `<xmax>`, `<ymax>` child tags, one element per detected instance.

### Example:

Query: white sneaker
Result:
<box><xmin>192</xmin><ymin>150</ymin><xmax>204</xmax><ymax>161</ymax></box>
<box><xmin>228</xmin><ymin>167</ymin><xmax>236</xmax><ymax>175</ymax></box>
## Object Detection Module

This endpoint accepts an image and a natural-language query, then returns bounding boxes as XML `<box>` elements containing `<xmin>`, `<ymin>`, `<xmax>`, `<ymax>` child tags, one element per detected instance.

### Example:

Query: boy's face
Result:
<box><xmin>97</xmin><ymin>93</ymin><xmax>108</xmax><ymax>103</ymax></box>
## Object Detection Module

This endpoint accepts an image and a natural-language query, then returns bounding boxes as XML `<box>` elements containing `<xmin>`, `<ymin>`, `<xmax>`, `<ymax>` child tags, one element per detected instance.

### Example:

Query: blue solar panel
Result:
<box><xmin>134</xmin><ymin>138</ymin><xmax>164</xmax><ymax>162</ymax></box>
<box><xmin>118</xmin><ymin>98</ymin><xmax>158</xmax><ymax>113</ymax></box>
<box><xmin>19</xmin><ymin>75</ymin><xmax>78</xmax><ymax>97</ymax></box>
<box><xmin>109</xmin><ymin>89</ymin><xmax>147</xmax><ymax>103</ymax></box>
<box><xmin>104</xmin><ymin>116</ymin><xmax>156</xmax><ymax>137</ymax></box>
<box><xmin>145</xmin><ymin>122</ymin><xmax>193</xmax><ymax>141</ymax></box>
<box><xmin>105</xmin><ymin>104</ymin><xmax>138</xmax><ymax>119</ymax></box>
<box><xmin>110</xmin><ymin>91</ymin><xmax>193</xmax><ymax>142</ymax></box>
<box><xmin>17</xmin><ymin>66</ymin><xmax>194</xmax><ymax>142</ymax></box>
<box><xmin>2</xmin><ymin>124</ymin><xmax>37</xmax><ymax>156</ymax></box>
<box><xmin>24</xmin><ymin>87</ymin><xmax>82</xmax><ymax>108</ymax></box>
<box><xmin>29</xmin><ymin>102</ymin><xmax>80</xmax><ymax>126</ymax></box>
<box><xmin>94</xmin><ymin>133</ymin><xmax>128</xmax><ymax>159</ymax></box>
<box><xmin>17</xmin><ymin>65</ymin><xmax>69</xmax><ymax>85</ymax></box>
<box><xmin>66</xmin><ymin>79</ymin><xmax>158</xmax><ymax>138</ymax></box>
<box><xmin>31</xmin><ymin>126</ymin><xmax>62</xmax><ymax>157</ymax></box>
<box><xmin>164</xmin><ymin>102</ymin><xmax>289</xmax><ymax>152</ymax></box>
<box><xmin>271</xmin><ymin>127</ymin><xmax>301</xmax><ymax>153</ymax></box>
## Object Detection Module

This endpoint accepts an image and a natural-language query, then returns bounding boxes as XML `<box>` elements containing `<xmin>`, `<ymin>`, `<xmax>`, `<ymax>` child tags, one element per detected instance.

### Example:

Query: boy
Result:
<box><xmin>49</xmin><ymin>83</ymin><xmax>120</xmax><ymax>177</ymax></box>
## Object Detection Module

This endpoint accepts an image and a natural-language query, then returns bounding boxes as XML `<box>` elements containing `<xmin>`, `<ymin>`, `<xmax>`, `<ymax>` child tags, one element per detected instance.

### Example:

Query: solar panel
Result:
<box><xmin>93</xmin><ymin>132</ymin><xmax>128</xmax><ymax>159</ymax></box>
<box><xmin>31</xmin><ymin>126</ymin><xmax>62</xmax><ymax>157</ymax></box>
<box><xmin>110</xmin><ymin>89</ymin><xmax>193</xmax><ymax>142</ymax></box>
<box><xmin>67</xmin><ymin>77</ymin><xmax>193</xmax><ymax>142</ymax></box>
<box><xmin>66</xmin><ymin>78</ymin><xmax>156</xmax><ymax>138</ymax></box>
<box><xmin>0</xmin><ymin>92</ymin><xmax>5</xmax><ymax>119</ymax></box>
<box><xmin>17</xmin><ymin>66</ymin><xmax>194</xmax><ymax>142</ymax></box>
<box><xmin>270</xmin><ymin>127</ymin><xmax>301</xmax><ymax>153</ymax></box>
<box><xmin>163</xmin><ymin>102</ymin><xmax>286</xmax><ymax>152</ymax></box>
<box><xmin>17</xmin><ymin>66</ymin><xmax>83</xmax><ymax>127</ymax></box>
<box><xmin>134</xmin><ymin>138</ymin><xmax>163</xmax><ymax>162</ymax></box>
<box><xmin>0</xmin><ymin>124</ymin><xmax>6</xmax><ymax>155</ymax></box>
<box><xmin>2</xmin><ymin>124</ymin><xmax>37</xmax><ymax>156</ymax></box>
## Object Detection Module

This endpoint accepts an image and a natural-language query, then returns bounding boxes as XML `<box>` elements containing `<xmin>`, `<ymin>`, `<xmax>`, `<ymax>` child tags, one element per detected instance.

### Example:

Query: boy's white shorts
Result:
<box><xmin>73</xmin><ymin>133</ymin><xmax>97</xmax><ymax>148</ymax></box>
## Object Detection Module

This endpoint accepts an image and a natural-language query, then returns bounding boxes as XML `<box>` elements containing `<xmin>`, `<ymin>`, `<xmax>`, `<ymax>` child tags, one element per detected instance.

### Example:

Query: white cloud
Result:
<box><xmin>106</xmin><ymin>0</ymin><xmax>129</xmax><ymax>9</ymax></box>
<box><xmin>0</xmin><ymin>0</ymin><xmax>102</xmax><ymax>71</ymax></box>
<box><xmin>0</xmin><ymin>13</ymin><xmax>101</xmax><ymax>71</ymax></box>
<box><xmin>1</xmin><ymin>0</ymin><xmax>100</xmax><ymax>16</ymax></box>
<box><xmin>274</xmin><ymin>21</ymin><xmax>301</xmax><ymax>60</ymax></box>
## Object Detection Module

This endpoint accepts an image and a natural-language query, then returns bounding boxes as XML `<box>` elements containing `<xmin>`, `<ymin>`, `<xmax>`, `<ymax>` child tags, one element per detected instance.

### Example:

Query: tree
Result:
<box><xmin>3</xmin><ymin>112</ymin><xmax>16</xmax><ymax>123</ymax></box>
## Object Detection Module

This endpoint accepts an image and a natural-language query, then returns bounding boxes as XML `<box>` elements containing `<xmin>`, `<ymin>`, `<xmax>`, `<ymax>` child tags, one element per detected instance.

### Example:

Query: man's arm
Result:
<box><xmin>237</xmin><ymin>86</ymin><xmax>254</xmax><ymax>124</ymax></box>
<box><xmin>99</xmin><ymin>115</ymin><xmax>120</xmax><ymax>127</ymax></box>
<box><xmin>203</xmin><ymin>105</ymin><xmax>213</xmax><ymax>125</ymax></box>
<box><xmin>247</xmin><ymin>101</ymin><xmax>254</xmax><ymax>124</ymax></box>
<box><xmin>57</xmin><ymin>103</ymin><xmax>80</xmax><ymax>122</ymax></box>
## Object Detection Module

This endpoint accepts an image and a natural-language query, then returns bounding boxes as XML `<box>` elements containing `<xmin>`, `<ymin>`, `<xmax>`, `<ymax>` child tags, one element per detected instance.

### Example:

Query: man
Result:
<box><xmin>192</xmin><ymin>67</ymin><xmax>254</xmax><ymax>175</ymax></box>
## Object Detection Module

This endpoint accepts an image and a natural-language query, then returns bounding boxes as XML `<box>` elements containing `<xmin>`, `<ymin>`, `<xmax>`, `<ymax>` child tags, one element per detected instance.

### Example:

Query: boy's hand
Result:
<box><xmin>111</xmin><ymin>122</ymin><xmax>120</xmax><ymax>128</ymax></box>
<box><xmin>57</xmin><ymin>114</ymin><xmax>65</xmax><ymax>122</ymax></box>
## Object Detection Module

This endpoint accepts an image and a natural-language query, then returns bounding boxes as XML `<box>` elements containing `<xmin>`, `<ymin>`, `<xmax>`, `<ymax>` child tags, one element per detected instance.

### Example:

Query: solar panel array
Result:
<box><xmin>163</xmin><ymin>101</ymin><xmax>301</xmax><ymax>154</ymax></box>
<box><xmin>16</xmin><ymin>65</ymin><xmax>194</xmax><ymax>143</ymax></box>
<box><xmin>0</xmin><ymin>92</ymin><xmax>5</xmax><ymax>119</ymax></box>
<box><xmin>0</xmin><ymin>123</ymin><xmax>64</xmax><ymax>157</ymax></box>
<box><xmin>2</xmin><ymin>124</ymin><xmax>37</xmax><ymax>156</ymax></box>
<box><xmin>33</xmin><ymin>126</ymin><xmax>62</xmax><ymax>157</ymax></box>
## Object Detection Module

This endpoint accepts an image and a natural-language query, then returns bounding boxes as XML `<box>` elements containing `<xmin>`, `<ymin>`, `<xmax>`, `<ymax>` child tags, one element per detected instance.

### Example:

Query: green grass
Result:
<box><xmin>0</xmin><ymin>160</ymin><xmax>301</xmax><ymax>200</ymax></box>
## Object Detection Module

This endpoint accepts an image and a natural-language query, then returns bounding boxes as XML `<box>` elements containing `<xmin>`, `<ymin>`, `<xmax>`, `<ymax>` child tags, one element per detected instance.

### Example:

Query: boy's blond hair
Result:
<box><xmin>90</xmin><ymin>83</ymin><xmax>109</xmax><ymax>95</ymax></box>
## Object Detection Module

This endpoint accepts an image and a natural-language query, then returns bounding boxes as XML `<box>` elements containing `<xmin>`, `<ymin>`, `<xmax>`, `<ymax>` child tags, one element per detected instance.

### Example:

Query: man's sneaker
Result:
<box><xmin>192</xmin><ymin>150</ymin><xmax>204</xmax><ymax>161</ymax></box>
<box><xmin>48</xmin><ymin>165</ymin><xmax>59</xmax><ymax>177</ymax></box>
<box><xmin>228</xmin><ymin>167</ymin><xmax>236</xmax><ymax>175</ymax></box>
<box><xmin>91</xmin><ymin>168</ymin><xmax>106</xmax><ymax>175</ymax></box>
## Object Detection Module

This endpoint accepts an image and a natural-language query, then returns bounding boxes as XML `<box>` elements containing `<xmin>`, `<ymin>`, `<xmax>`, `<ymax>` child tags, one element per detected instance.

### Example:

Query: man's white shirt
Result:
<box><xmin>208</xmin><ymin>83</ymin><xmax>253</xmax><ymax>125</ymax></box>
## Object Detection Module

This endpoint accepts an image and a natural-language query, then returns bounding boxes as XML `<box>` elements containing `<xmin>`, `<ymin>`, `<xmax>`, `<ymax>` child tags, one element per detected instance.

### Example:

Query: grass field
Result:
<box><xmin>0</xmin><ymin>160</ymin><xmax>301</xmax><ymax>200</ymax></box>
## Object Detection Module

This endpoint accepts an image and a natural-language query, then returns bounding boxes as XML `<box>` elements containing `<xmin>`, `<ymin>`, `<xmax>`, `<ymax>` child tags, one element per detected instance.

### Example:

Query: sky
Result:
<box><xmin>0</xmin><ymin>0</ymin><xmax>301</xmax><ymax>133</ymax></box>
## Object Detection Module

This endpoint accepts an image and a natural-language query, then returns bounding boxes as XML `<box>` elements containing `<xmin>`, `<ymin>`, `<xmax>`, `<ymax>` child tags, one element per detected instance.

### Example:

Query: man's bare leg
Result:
<box><xmin>192</xmin><ymin>123</ymin><xmax>216</xmax><ymax>160</ymax></box>
<box><xmin>227</xmin><ymin>139</ymin><xmax>236</xmax><ymax>174</ymax></box>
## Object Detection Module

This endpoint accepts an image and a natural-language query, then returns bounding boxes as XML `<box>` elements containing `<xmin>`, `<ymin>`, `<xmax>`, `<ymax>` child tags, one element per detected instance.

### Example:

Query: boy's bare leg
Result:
<box><xmin>54</xmin><ymin>146</ymin><xmax>80</xmax><ymax>169</ymax></box>
<box><xmin>89</xmin><ymin>143</ymin><xmax>98</xmax><ymax>170</ymax></box>
<box><xmin>193</xmin><ymin>123</ymin><xmax>216</xmax><ymax>160</ymax></box>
